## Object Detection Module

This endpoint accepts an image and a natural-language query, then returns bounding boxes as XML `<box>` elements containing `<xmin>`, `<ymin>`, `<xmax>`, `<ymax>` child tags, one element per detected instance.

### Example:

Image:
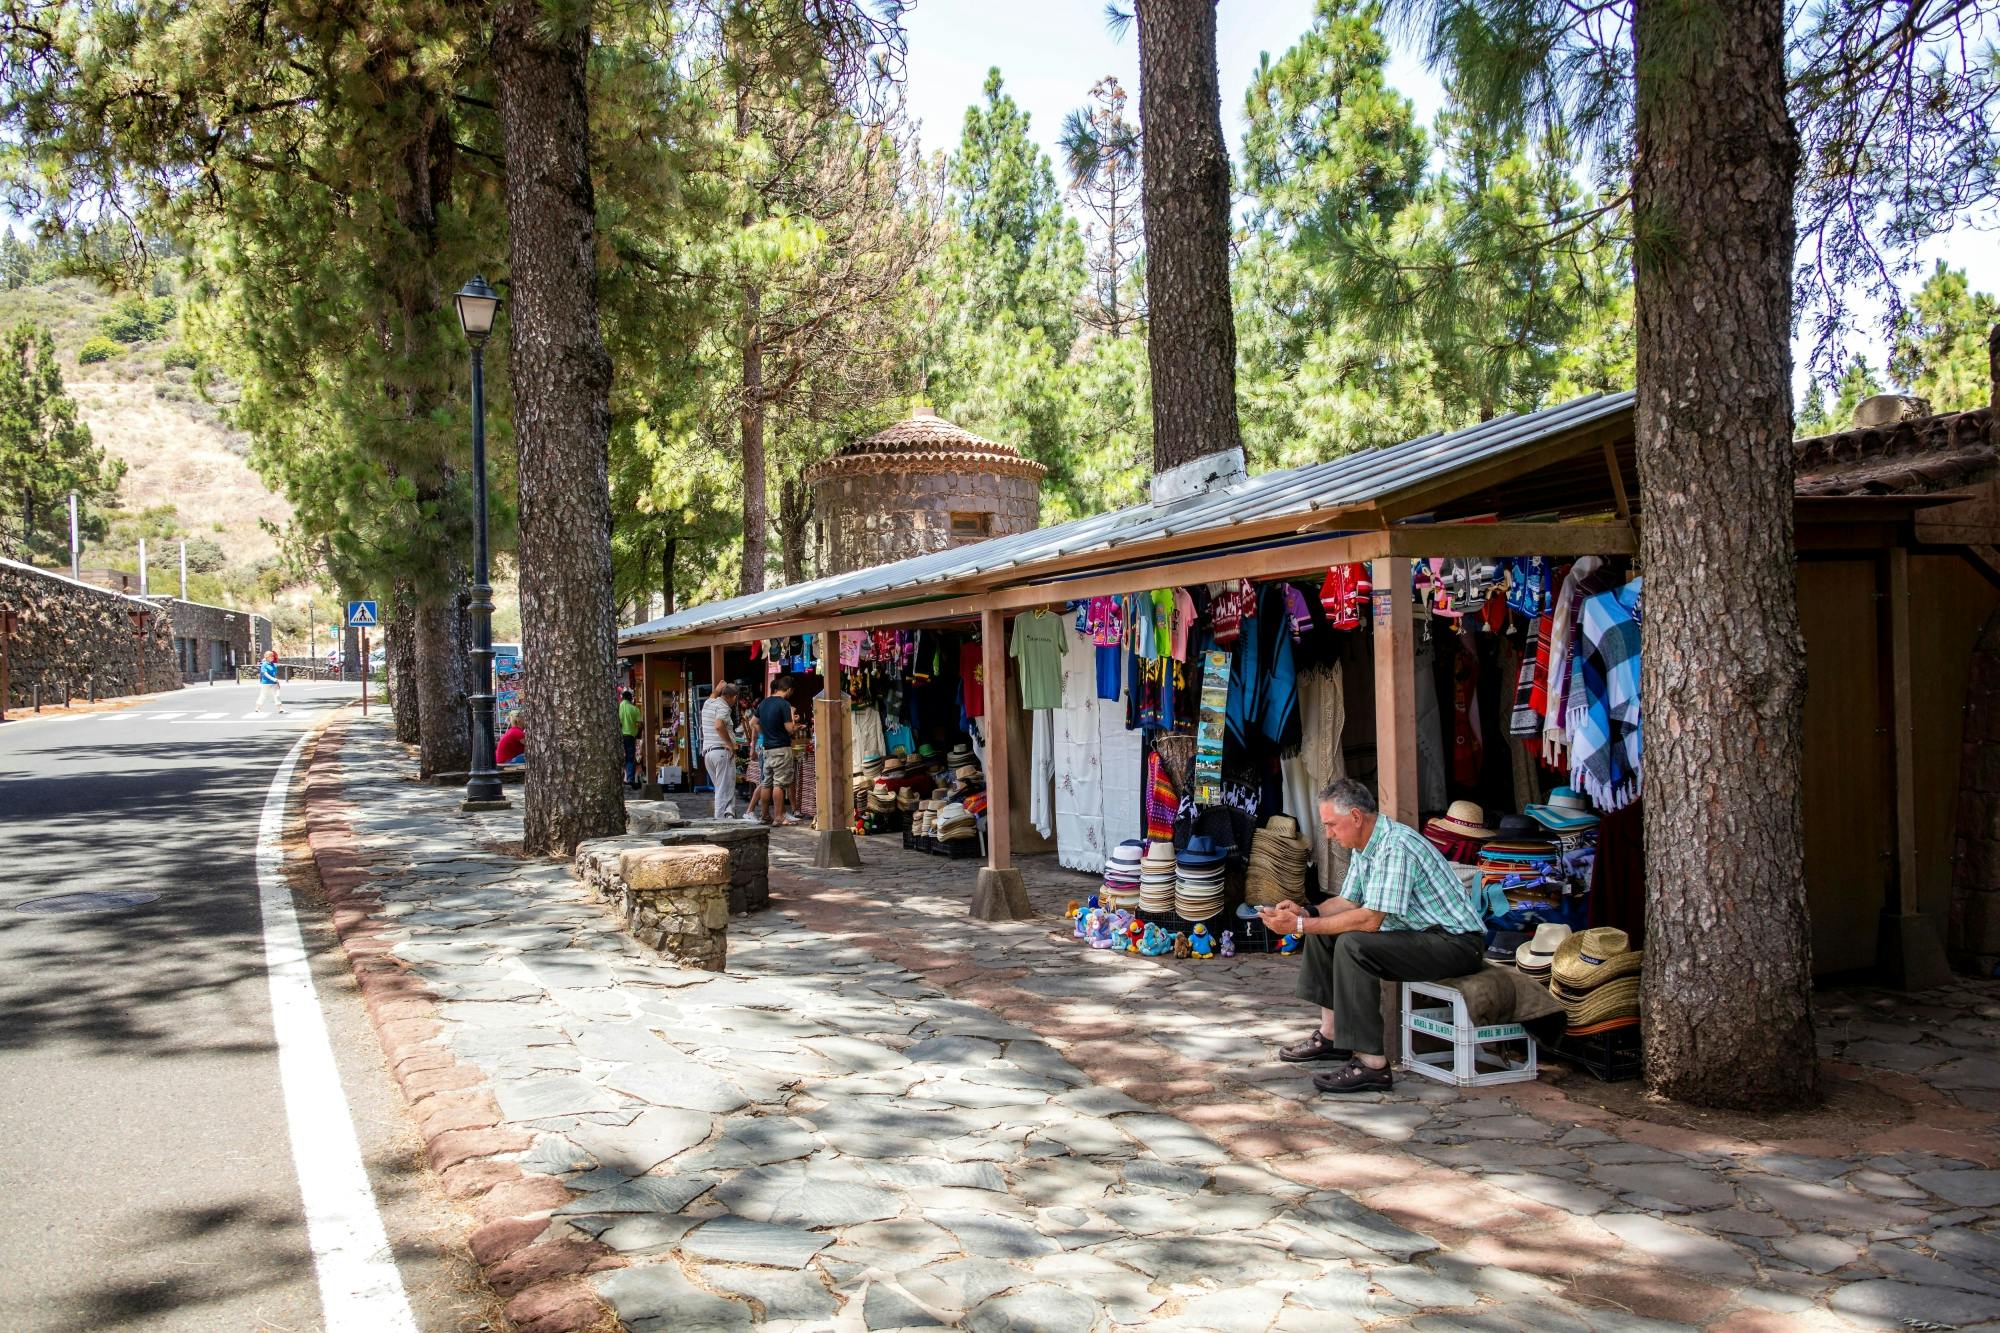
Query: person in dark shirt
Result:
<box><xmin>747</xmin><ymin>674</ymin><xmax>805</xmax><ymax>825</ymax></box>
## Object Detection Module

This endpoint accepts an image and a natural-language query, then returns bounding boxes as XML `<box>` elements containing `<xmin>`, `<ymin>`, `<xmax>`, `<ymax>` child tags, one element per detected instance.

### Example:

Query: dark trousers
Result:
<box><xmin>1295</xmin><ymin>928</ymin><xmax>1484</xmax><ymax>1056</ymax></box>
<box><xmin>621</xmin><ymin>734</ymin><xmax>638</xmax><ymax>783</ymax></box>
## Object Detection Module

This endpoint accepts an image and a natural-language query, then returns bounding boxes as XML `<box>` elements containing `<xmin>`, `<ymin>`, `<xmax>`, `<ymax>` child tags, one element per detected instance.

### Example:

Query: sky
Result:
<box><xmin>899</xmin><ymin>0</ymin><xmax>1999</xmax><ymax>400</ymax></box>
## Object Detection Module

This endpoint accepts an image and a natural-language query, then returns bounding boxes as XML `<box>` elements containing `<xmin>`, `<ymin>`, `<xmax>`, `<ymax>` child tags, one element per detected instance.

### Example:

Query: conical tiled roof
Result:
<box><xmin>807</xmin><ymin>408</ymin><xmax>1047</xmax><ymax>482</ymax></box>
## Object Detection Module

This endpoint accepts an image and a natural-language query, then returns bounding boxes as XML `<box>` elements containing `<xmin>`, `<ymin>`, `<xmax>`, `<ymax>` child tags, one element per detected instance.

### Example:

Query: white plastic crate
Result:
<box><xmin>1400</xmin><ymin>979</ymin><xmax>1539</xmax><ymax>1087</ymax></box>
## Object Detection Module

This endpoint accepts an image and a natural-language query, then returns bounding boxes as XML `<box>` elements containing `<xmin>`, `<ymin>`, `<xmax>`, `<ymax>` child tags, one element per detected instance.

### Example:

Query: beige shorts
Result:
<box><xmin>760</xmin><ymin>745</ymin><xmax>797</xmax><ymax>787</ymax></box>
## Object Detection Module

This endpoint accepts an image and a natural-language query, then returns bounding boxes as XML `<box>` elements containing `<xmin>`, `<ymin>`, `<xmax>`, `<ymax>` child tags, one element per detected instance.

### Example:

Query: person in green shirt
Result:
<box><xmin>1258</xmin><ymin>777</ymin><xmax>1486</xmax><ymax>1094</ymax></box>
<box><xmin>619</xmin><ymin>688</ymin><xmax>644</xmax><ymax>789</ymax></box>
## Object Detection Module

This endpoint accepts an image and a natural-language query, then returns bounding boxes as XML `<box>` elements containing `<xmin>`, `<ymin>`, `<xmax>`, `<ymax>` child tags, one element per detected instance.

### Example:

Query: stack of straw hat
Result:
<box><xmin>946</xmin><ymin>743</ymin><xmax>976</xmax><ymax>770</ymax></box>
<box><xmin>1137</xmin><ymin>840</ymin><xmax>1177</xmax><ymax>914</ymax></box>
<box><xmin>1512</xmin><ymin>923</ymin><xmax>1571</xmax><ymax>981</ymax></box>
<box><xmin>896</xmin><ymin>786</ymin><xmax>920</xmax><ymax>815</ymax></box>
<box><xmin>1549</xmin><ymin>927</ymin><xmax>1643</xmax><ymax>1028</ymax></box>
<box><xmin>911</xmin><ymin>797</ymin><xmax>943</xmax><ymax>839</ymax></box>
<box><xmin>1245</xmin><ymin>815</ymin><xmax>1310</xmax><ymax>906</ymax></box>
<box><xmin>937</xmin><ymin>802</ymin><xmax>978</xmax><ymax>843</ymax></box>
<box><xmin>854</xmin><ymin>753</ymin><xmax>885</xmax><ymax>810</ymax></box>
<box><xmin>1173</xmin><ymin>835</ymin><xmax>1227</xmax><ymax>921</ymax></box>
<box><xmin>1103</xmin><ymin>840</ymin><xmax>1144</xmax><ymax>910</ymax></box>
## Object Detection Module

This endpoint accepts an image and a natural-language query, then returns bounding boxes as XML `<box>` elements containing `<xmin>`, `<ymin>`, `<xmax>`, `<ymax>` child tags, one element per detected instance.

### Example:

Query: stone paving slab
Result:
<box><xmin>307</xmin><ymin>714</ymin><xmax>2000</xmax><ymax>1332</ymax></box>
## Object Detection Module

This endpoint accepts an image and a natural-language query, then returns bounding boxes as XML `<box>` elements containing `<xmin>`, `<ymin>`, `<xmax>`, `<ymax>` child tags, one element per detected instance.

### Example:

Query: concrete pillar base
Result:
<box><xmin>813</xmin><ymin>828</ymin><xmax>862</xmax><ymax>870</ymax></box>
<box><xmin>461</xmin><ymin>797</ymin><xmax>512</xmax><ymax>813</ymax></box>
<box><xmin>971</xmin><ymin>867</ymin><xmax>1033</xmax><ymax>921</ymax></box>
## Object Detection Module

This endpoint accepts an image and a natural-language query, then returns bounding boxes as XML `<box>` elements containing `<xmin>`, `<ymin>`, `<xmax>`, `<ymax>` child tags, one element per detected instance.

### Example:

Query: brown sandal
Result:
<box><xmin>1279</xmin><ymin>1031</ymin><xmax>1352</xmax><ymax>1063</ymax></box>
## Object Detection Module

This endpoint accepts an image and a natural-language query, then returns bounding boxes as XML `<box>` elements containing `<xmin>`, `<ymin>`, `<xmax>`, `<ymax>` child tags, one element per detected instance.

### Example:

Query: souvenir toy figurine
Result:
<box><xmin>1172</xmin><ymin>932</ymin><xmax>1192</xmax><ymax>959</ymax></box>
<box><xmin>1139</xmin><ymin>923</ymin><xmax>1174</xmax><ymax>956</ymax></box>
<box><xmin>1220</xmin><ymin>931</ymin><xmax>1236</xmax><ymax>958</ymax></box>
<box><xmin>1087</xmin><ymin>895</ymin><xmax>1100</xmax><ymax>911</ymax></box>
<box><xmin>1073</xmin><ymin>907</ymin><xmax>1095</xmax><ymax>940</ymax></box>
<box><xmin>1279</xmin><ymin>933</ymin><xmax>1303</xmax><ymax>954</ymax></box>
<box><xmin>1108</xmin><ymin>908</ymin><xmax>1135</xmax><ymax>937</ymax></box>
<box><xmin>1125</xmin><ymin>919</ymin><xmax>1146</xmax><ymax>952</ymax></box>
<box><xmin>1087</xmin><ymin>913</ymin><xmax>1117</xmax><ymax>949</ymax></box>
<box><xmin>1189</xmin><ymin>923</ymin><xmax>1215</xmax><ymax>958</ymax></box>
<box><xmin>1065</xmin><ymin>900</ymin><xmax>1081</xmax><ymax>921</ymax></box>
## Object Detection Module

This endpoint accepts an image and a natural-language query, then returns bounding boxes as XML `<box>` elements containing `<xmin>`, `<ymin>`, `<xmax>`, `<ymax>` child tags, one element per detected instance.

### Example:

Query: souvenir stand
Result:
<box><xmin>622</xmin><ymin>384</ymin><xmax>2000</xmax><ymax>1034</ymax></box>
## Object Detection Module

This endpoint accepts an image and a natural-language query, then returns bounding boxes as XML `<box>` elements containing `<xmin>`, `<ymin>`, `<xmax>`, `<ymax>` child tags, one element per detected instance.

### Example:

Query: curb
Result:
<box><xmin>300</xmin><ymin>714</ymin><xmax>625</xmax><ymax>1333</ymax></box>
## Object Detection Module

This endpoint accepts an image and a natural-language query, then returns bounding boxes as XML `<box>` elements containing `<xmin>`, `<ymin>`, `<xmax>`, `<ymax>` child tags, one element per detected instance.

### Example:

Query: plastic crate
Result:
<box><xmin>1400</xmin><ymin>980</ymin><xmax>1539</xmax><ymax>1087</ymax></box>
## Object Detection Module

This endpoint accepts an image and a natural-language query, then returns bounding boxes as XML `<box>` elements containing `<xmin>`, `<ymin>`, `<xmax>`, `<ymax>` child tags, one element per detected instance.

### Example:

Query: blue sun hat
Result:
<box><xmin>1525</xmin><ymin>787</ymin><xmax>1600</xmax><ymax>833</ymax></box>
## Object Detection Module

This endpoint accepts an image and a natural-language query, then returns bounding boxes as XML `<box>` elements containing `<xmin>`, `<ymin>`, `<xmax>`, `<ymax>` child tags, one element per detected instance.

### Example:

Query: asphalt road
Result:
<box><xmin>0</xmin><ymin>684</ymin><xmax>485</xmax><ymax>1332</ymax></box>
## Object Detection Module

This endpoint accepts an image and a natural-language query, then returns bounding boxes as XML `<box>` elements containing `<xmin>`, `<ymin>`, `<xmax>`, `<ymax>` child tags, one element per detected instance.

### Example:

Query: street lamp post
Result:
<box><xmin>455</xmin><ymin>275</ymin><xmax>509</xmax><ymax>810</ymax></box>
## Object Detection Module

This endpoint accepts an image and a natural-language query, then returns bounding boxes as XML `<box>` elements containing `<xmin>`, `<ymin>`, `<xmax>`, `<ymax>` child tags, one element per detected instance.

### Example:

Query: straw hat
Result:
<box><xmin>1141</xmin><ymin>840</ymin><xmax>1178</xmax><ymax>868</ymax></box>
<box><xmin>1527</xmin><ymin>786</ymin><xmax>1600</xmax><ymax>833</ymax></box>
<box><xmin>1554</xmin><ymin>974</ymin><xmax>1641</xmax><ymax>1028</ymax></box>
<box><xmin>1514</xmin><ymin>923</ymin><xmax>1572</xmax><ymax>974</ymax></box>
<box><xmin>1550</xmin><ymin>927</ymin><xmax>1644</xmax><ymax>990</ymax></box>
<box><xmin>1429</xmin><ymin>800</ymin><xmax>1498</xmax><ymax>841</ymax></box>
<box><xmin>1264</xmin><ymin>815</ymin><xmax>1303</xmax><ymax>841</ymax></box>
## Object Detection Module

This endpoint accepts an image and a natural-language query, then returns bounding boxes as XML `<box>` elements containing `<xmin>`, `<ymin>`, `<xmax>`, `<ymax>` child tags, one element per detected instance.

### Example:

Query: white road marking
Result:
<box><xmin>257</xmin><ymin>729</ymin><xmax>418</xmax><ymax>1331</ymax></box>
<box><xmin>200</xmin><ymin>711</ymin><xmax>229</xmax><ymax>720</ymax></box>
<box><xmin>150</xmin><ymin>712</ymin><xmax>186</xmax><ymax>721</ymax></box>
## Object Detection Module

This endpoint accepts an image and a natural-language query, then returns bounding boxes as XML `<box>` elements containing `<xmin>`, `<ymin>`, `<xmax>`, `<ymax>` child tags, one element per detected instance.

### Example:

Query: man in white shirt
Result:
<box><xmin>699</xmin><ymin>683</ymin><xmax>742</xmax><ymax>819</ymax></box>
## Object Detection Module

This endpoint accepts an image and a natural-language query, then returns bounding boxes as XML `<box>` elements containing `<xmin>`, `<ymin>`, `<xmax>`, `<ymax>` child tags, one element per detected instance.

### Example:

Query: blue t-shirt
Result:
<box><xmin>260</xmin><ymin>660</ymin><xmax>279</xmax><ymax>685</ymax></box>
<box><xmin>756</xmin><ymin>695</ymin><xmax>794</xmax><ymax>748</ymax></box>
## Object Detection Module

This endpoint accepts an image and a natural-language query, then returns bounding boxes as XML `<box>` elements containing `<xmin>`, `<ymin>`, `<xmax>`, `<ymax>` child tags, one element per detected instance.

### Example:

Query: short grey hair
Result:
<box><xmin>715</xmin><ymin>682</ymin><xmax>739</xmax><ymax>697</ymax></box>
<box><xmin>1317</xmin><ymin>777</ymin><xmax>1378</xmax><ymax>816</ymax></box>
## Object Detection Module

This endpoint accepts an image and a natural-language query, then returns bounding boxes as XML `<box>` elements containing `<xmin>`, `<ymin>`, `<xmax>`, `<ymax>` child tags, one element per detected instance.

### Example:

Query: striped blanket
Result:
<box><xmin>1568</xmin><ymin>579</ymin><xmax>1643</xmax><ymax>811</ymax></box>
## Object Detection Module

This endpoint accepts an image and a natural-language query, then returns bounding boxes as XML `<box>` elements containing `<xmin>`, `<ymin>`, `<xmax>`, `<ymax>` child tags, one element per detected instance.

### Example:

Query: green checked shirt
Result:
<box><xmin>1341</xmin><ymin>815</ymin><xmax>1485</xmax><ymax>935</ymax></box>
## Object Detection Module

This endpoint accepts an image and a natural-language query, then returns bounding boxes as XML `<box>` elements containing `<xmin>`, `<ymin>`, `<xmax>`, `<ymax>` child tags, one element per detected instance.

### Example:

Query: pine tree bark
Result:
<box><xmin>1134</xmin><ymin>0</ymin><xmax>1241</xmax><ymax>472</ymax></box>
<box><xmin>388</xmin><ymin>582</ymin><xmax>421</xmax><ymax>745</ymax></box>
<box><xmin>413</xmin><ymin>565</ymin><xmax>472</xmax><ymax>777</ymax></box>
<box><xmin>1633</xmin><ymin>0</ymin><xmax>1816</xmax><ymax>1109</ymax></box>
<box><xmin>492</xmin><ymin>0</ymin><xmax>624</xmax><ymax>854</ymax></box>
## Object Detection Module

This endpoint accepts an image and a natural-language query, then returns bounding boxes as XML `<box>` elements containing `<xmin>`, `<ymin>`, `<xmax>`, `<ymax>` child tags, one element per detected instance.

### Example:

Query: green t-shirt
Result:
<box><xmin>619</xmin><ymin>700</ymin><xmax>643</xmax><ymax>737</ymax></box>
<box><xmin>1008</xmin><ymin>609</ymin><xmax>1070</xmax><ymax>710</ymax></box>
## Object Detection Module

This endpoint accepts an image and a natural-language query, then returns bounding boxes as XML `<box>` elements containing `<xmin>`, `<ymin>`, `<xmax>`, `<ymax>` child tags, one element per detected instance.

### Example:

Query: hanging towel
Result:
<box><xmin>1570</xmin><ymin>579</ymin><xmax>1643</xmax><ymax>811</ymax></box>
<box><xmin>1542</xmin><ymin>556</ymin><xmax>1604</xmax><ymax>766</ymax></box>
<box><xmin>1031</xmin><ymin>707</ymin><xmax>1056</xmax><ymax>837</ymax></box>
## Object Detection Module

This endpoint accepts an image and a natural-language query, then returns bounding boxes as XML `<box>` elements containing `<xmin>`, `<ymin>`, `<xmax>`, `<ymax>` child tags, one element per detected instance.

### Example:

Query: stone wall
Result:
<box><xmin>815</xmin><ymin>469</ymin><xmax>1041</xmax><ymax>577</ymax></box>
<box><xmin>0</xmin><ymin>558</ymin><xmax>181</xmax><ymax>706</ymax></box>
<box><xmin>148</xmin><ymin>596</ymin><xmax>268</xmax><ymax>681</ymax></box>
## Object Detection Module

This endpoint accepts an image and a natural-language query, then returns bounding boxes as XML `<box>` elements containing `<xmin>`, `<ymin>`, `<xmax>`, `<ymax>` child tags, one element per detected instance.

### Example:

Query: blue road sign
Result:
<box><xmin>346</xmin><ymin>600</ymin><xmax>379</xmax><ymax>628</ymax></box>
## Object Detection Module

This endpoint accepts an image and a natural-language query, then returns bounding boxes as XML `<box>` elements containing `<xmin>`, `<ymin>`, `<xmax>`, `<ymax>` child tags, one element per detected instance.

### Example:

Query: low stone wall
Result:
<box><xmin>1</xmin><ymin>558</ymin><xmax>180</xmax><ymax>706</ymax></box>
<box><xmin>616</xmin><ymin>846</ymin><xmax>731</xmax><ymax>971</ymax></box>
<box><xmin>660</xmin><ymin>824</ymin><xmax>769</xmax><ymax>914</ymax></box>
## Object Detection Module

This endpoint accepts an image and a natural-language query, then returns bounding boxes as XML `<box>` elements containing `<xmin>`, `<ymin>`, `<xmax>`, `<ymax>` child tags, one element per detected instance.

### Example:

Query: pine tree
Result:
<box><xmin>1891</xmin><ymin>262</ymin><xmax>2000</xmax><ymax>414</ymax></box>
<box><xmin>0</xmin><ymin>323</ymin><xmax>122</xmax><ymax>562</ymax></box>
<box><xmin>1062</xmin><ymin>76</ymin><xmax>1145</xmax><ymax>336</ymax></box>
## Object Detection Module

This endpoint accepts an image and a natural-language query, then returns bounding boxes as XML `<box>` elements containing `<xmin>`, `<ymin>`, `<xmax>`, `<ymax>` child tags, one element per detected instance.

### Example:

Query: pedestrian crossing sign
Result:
<box><xmin>346</xmin><ymin>600</ymin><xmax>379</xmax><ymax>628</ymax></box>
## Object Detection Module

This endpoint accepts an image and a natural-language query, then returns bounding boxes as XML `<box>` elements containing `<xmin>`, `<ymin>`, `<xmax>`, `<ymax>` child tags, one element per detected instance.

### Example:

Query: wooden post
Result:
<box><xmin>971</xmin><ymin>606</ymin><xmax>1032</xmax><ymax>919</ymax></box>
<box><xmin>1372</xmin><ymin>556</ymin><xmax>1418</xmax><ymax>824</ymax></box>
<box><xmin>812</xmin><ymin>630</ymin><xmax>861</xmax><ymax>869</ymax></box>
<box><xmin>639</xmin><ymin>652</ymin><xmax>663</xmax><ymax>799</ymax></box>
<box><xmin>1880</xmin><ymin>547</ymin><xmax>1951</xmax><ymax>989</ymax></box>
<box><xmin>709</xmin><ymin>643</ymin><xmax>726</xmax><ymax>693</ymax></box>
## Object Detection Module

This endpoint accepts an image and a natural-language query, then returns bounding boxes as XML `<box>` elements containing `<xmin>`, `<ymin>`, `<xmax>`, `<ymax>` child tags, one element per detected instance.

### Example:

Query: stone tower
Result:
<box><xmin>809</xmin><ymin>408</ymin><xmax>1046</xmax><ymax>577</ymax></box>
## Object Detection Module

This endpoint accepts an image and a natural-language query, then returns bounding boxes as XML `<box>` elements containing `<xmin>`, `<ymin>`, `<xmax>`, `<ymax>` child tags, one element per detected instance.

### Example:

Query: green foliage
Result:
<box><xmin>1796</xmin><ymin>358</ymin><xmax>1886</xmax><ymax>436</ymax></box>
<box><xmin>100</xmin><ymin>294</ymin><xmax>176</xmax><ymax>343</ymax></box>
<box><xmin>0</xmin><ymin>322</ymin><xmax>124</xmax><ymax>561</ymax></box>
<box><xmin>161</xmin><ymin>344</ymin><xmax>200</xmax><ymax>370</ymax></box>
<box><xmin>179</xmin><ymin>536</ymin><xmax>227</xmax><ymax>573</ymax></box>
<box><xmin>76</xmin><ymin>334</ymin><xmax>120</xmax><ymax>364</ymax></box>
<box><xmin>1890</xmin><ymin>262</ymin><xmax>1999</xmax><ymax>415</ymax></box>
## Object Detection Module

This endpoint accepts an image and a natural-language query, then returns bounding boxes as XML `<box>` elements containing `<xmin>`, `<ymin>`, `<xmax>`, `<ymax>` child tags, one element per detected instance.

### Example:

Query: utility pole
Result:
<box><xmin>139</xmin><ymin>538</ymin><xmax>148</xmax><ymax>596</ymax></box>
<box><xmin>178</xmin><ymin>540</ymin><xmax>187</xmax><ymax>600</ymax></box>
<box><xmin>67</xmin><ymin>491</ymin><xmax>80</xmax><ymax>581</ymax></box>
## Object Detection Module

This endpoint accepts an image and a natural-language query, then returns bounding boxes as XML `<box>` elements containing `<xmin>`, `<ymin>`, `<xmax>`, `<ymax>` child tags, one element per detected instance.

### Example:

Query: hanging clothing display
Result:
<box><xmin>959</xmin><ymin>639</ymin><xmax>985</xmax><ymax>717</ymax></box>
<box><xmin>849</xmin><ymin>701</ymin><xmax>887</xmax><ymax>771</ymax></box>
<box><xmin>1010</xmin><ymin>609</ymin><xmax>1069</xmax><ymax>710</ymax></box>
<box><xmin>1054</xmin><ymin>624</ymin><xmax>1145</xmax><ymax>873</ymax></box>
<box><xmin>1542</xmin><ymin>556</ymin><xmax>1606</xmax><ymax>765</ymax></box>
<box><xmin>1570</xmin><ymin>579</ymin><xmax>1643</xmax><ymax>810</ymax></box>
<box><xmin>1030</xmin><ymin>706</ymin><xmax>1056</xmax><ymax>838</ymax></box>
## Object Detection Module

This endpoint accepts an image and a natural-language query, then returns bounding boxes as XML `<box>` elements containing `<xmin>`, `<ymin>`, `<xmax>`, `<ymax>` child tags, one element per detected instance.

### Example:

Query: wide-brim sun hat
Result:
<box><xmin>1551</xmin><ymin>927</ymin><xmax>1644</xmax><ymax>990</ymax></box>
<box><xmin>1177</xmin><ymin>835</ymin><xmax>1228</xmax><ymax>867</ymax></box>
<box><xmin>1495</xmin><ymin>814</ymin><xmax>1541</xmax><ymax>839</ymax></box>
<box><xmin>1527</xmin><ymin>785</ymin><xmax>1601</xmax><ymax>832</ymax></box>
<box><xmin>1557</xmin><ymin>974</ymin><xmax>1641</xmax><ymax>1027</ymax></box>
<box><xmin>1263</xmin><ymin>815</ymin><xmax>1302</xmax><ymax>841</ymax></box>
<box><xmin>1141</xmin><ymin>839</ymin><xmax>1178</xmax><ymax>866</ymax></box>
<box><xmin>1430</xmin><ymin>800</ymin><xmax>1498</xmax><ymax>840</ymax></box>
<box><xmin>1514</xmin><ymin>923</ymin><xmax>1573</xmax><ymax>971</ymax></box>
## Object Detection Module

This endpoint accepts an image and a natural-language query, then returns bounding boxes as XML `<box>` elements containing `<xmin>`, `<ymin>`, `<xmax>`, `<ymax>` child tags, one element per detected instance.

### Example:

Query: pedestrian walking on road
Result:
<box><xmin>254</xmin><ymin>650</ymin><xmax>284</xmax><ymax>715</ymax></box>
<box><xmin>619</xmin><ymin>688</ymin><xmax>644</xmax><ymax>788</ymax></box>
<box><xmin>699</xmin><ymin>683</ymin><xmax>742</xmax><ymax>819</ymax></box>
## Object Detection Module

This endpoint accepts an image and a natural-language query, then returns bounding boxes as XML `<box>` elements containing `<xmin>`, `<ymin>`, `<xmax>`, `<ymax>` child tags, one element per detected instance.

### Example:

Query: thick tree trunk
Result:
<box><xmin>661</xmin><ymin>536</ymin><xmax>675</xmax><ymax>614</ymax></box>
<box><xmin>740</xmin><ymin>286</ymin><xmax>768</xmax><ymax>594</ymax></box>
<box><xmin>1134</xmin><ymin>0</ymin><xmax>1241</xmax><ymax>472</ymax></box>
<box><xmin>1633</xmin><ymin>0</ymin><xmax>1815</xmax><ymax>1109</ymax></box>
<box><xmin>413</xmin><ymin>567</ymin><xmax>472</xmax><ymax>777</ymax></box>
<box><xmin>492</xmin><ymin>0</ymin><xmax>624</xmax><ymax>854</ymax></box>
<box><xmin>388</xmin><ymin>582</ymin><xmax>421</xmax><ymax>745</ymax></box>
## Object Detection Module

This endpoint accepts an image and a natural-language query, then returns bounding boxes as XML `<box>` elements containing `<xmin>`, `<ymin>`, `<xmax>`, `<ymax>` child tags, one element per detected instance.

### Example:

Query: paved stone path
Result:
<box><xmin>309</xmin><ymin>713</ymin><xmax>2000</xmax><ymax>1332</ymax></box>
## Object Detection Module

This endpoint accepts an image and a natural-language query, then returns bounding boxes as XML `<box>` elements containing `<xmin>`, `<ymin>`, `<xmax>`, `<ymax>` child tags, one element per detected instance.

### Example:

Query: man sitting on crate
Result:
<box><xmin>1258</xmin><ymin>777</ymin><xmax>1485</xmax><ymax>1094</ymax></box>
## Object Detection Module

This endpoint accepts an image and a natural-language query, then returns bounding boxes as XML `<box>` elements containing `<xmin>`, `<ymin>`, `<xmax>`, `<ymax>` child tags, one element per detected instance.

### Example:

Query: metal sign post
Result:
<box><xmin>347</xmin><ymin>601</ymin><xmax>378</xmax><ymax>715</ymax></box>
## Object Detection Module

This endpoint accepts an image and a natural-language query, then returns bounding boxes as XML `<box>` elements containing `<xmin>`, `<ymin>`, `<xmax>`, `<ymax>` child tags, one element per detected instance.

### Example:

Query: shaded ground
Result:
<box><xmin>317</xmin><ymin>710</ymin><xmax>2000</xmax><ymax>1332</ymax></box>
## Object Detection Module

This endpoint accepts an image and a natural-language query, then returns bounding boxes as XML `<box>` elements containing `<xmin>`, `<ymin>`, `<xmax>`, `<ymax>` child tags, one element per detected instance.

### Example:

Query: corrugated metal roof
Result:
<box><xmin>623</xmin><ymin>391</ymin><xmax>1635</xmax><ymax>643</ymax></box>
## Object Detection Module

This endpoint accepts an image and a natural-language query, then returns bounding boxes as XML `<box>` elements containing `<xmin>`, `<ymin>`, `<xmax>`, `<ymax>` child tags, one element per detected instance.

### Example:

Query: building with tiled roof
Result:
<box><xmin>808</xmin><ymin>407</ymin><xmax>1046</xmax><ymax>576</ymax></box>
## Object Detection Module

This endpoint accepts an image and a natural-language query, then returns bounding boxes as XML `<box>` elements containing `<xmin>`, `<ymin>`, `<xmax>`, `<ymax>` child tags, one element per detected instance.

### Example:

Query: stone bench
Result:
<box><xmin>615</xmin><ymin>845</ymin><xmax>731</xmax><ymax>972</ymax></box>
<box><xmin>662</xmin><ymin>823</ymin><xmax>769</xmax><ymax>915</ymax></box>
